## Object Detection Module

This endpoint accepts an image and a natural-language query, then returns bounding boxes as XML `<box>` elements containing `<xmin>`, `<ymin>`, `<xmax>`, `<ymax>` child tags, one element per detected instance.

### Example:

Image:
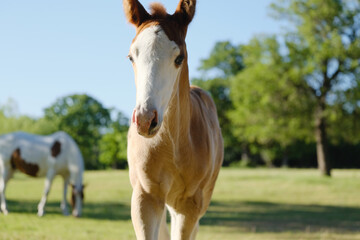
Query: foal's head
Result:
<box><xmin>124</xmin><ymin>0</ymin><xmax>196</xmax><ymax>137</ymax></box>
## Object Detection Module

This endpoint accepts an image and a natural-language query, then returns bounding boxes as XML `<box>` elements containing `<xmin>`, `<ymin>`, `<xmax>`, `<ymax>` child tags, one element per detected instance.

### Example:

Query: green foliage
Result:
<box><xmin>271</xmin><ymin>0</ymin><xmax>360</xmax><ymax>175</ymax></box>
<box><xmin>0</xmin><ymin>102</ymin><xmax>54</xmax><ymax>136</ymax></box>
<box><xmin>269</xmin><ymin>0</ymin><xmax>360</xmax><ymax>118</ymax></box>
<box><xmin>99</xmin><ymin>112</ymin><xmax>129</xmax><ymax>169</ymax></box>
<box><xmin>44</xmin><ymin>94</ymin><xmax>111</xmax><ymax>169</ymax></box>
<box><xmin>229</xmin><ymin>36</ymin><xmax>314</xmax><ymax>147</ymax></box>
<box><xmin>199</xmin><ymin>41</ymin><xmax>244</xmax><ymax>77</ymax></box>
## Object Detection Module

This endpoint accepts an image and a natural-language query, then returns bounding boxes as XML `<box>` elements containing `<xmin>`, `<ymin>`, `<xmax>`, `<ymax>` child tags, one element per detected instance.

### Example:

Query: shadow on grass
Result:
<box><xmin>7</xmin><ymin>198</ymin><xmax>360</xmax><ymax>233</ymax></box>
<box><xmin>201</xmin><ymin>201</ymin><xmax>360</xmax><ymax>233</ymax></box>
<box><xmin>6</xmin><ymin>199</ymin><xmax>131</xmax><ymax>221</ymax></box>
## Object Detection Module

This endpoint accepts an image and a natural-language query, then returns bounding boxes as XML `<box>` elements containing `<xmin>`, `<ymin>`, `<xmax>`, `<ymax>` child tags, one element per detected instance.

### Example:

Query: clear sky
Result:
<box><xmin>0</xmin><ymin>0</ymin><xmax>282</xmax><ymax>118</ymax></box>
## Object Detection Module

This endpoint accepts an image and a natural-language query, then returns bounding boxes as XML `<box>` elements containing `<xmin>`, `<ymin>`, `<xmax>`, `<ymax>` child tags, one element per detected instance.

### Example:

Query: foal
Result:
<box><xmin>124</xmin><ymin>0</ymin><xmax>223</xmax><ymax>239</ymax></box>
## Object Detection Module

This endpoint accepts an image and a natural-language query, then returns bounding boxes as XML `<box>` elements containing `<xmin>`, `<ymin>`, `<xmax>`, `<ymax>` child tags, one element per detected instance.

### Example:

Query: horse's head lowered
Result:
<box><xmin>124</xmin><ymin>0</ymin><xmax>196</xmax><ymax>137</ymax></box>
<box><xmin>71</xmin><ymin>184</ymin><xmax>84</xmax><ymax>217</ymax></box>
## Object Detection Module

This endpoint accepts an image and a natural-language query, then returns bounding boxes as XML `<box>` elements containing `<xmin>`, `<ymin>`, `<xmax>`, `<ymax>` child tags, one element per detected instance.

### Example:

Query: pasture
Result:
<box><xmin>1</xmin><ymin>168</ymin><xmax>360</xmax><ymax>240</ymax></box>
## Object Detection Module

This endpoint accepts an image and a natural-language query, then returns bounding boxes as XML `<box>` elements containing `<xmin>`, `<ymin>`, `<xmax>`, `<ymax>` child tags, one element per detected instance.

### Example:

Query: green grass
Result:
<box><xmin>1</xmin><ymin>169</ymin><xmax>360</xmax><ymax>239</ymax></box>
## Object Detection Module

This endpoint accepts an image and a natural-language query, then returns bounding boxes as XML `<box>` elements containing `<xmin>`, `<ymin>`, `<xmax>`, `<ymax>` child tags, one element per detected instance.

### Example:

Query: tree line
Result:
<box><xmin>193</xmin><ymin>0</ymin><xmax>360</xmax><ymax>176</ymax></box>
<box><xmin>0</xmin><ymin>0</ymin><xmax>359</xmax><ymax>176</ymax></box>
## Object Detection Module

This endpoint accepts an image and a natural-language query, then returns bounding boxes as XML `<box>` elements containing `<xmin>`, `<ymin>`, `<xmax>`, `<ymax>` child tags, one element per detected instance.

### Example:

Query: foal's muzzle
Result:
<box><xmin>132</xmin><ymin>108</ymin><xmax>160</xmax><ymax>137</ymax></box>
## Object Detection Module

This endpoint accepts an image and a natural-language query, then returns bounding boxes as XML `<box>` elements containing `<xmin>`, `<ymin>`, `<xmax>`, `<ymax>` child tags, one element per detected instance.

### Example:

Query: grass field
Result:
<box><xmin>1</xmin><ymin>168</ymin><xmax>360</xmax><ymax>240</ymax></box>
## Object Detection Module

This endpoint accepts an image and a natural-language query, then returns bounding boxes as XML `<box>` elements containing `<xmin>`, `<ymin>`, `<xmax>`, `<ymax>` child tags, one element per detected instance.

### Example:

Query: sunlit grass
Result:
<box><xmin>1</xmin><ymin>169</ymin><xmax>360</xmax><ymax>239</ymax></box>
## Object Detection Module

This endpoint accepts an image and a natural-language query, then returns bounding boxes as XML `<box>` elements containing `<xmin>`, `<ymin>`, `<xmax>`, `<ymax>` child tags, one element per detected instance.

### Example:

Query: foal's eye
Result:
<box><xmin>128</xmin><ymin>55</ymin><xmax>134</xmax><ymax>63</ymax></box>
<box><xmin>175</xmin><ymin>55</ymin><xmax>184</xmax><ymax>66</ymax></box>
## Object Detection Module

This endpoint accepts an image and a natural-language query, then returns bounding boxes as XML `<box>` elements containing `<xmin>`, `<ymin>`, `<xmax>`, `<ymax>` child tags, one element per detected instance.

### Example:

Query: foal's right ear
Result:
<box><xmin>123</xmin><ymin>0</ymin><xmax>150</xmax><ymax>27</ymax></box>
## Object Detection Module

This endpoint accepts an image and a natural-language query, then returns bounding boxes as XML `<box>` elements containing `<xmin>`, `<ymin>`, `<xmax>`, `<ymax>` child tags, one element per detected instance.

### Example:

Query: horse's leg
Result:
<box><xmin>159</xmin><ymin>206</ymin><xmax>170</xmax><ymax>240</ymax></box>
<box><xmin>169</xmin><ymin>211</ymin><xmax>199</xmax><ymax>240</ymax></box>
<box><xmin>190</xmin><ymin>221</ymin><xmax>199</xmax><ymax>240</ymax></box>
<box><xmin>131</xmin><ymin>184</ymin><xmax>165</xmax><ymax>240</ymax></box>
<box><xmin>0</xmin><ymin>174</ymin><xmax>7</xmax><ymax>215</ymax></box>
<box><xmin>60</xmin><ymin>175</ymin><xmax>70</xmax><ymax>216</ymax></box>
<box><xmin>37</xmin><ymin>169</ymin><xmax>55</xmax><ymax>217</ymax></box>
<box><xmin>168</xmin><ymin>197</ymin><xmax>201</xmax><ymax>240</ymax></box>
<box><xmin>0</xmin><ymin>165</ymin><xmax>13</xmax><ymax>215</ymax></box>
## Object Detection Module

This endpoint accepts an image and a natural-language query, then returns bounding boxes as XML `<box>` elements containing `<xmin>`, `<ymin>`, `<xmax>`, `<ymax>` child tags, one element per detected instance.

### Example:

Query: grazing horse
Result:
<box><xmin>124</xmin><ymin>0</ymin><xmax>224</xmax><ymax>239</ymax></box>
<box><xmin>0</xmin><ymin>131</ymin><xmax>84</xmax><ymax>217</ymax></box>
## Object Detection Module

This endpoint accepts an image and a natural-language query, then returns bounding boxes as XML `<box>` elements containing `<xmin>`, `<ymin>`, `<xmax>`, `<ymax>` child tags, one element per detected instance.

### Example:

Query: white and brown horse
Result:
<box><xmin>0</xmin><ymin>131</ymin><xmax>84</xmax><ymax>217</ymax></box>
<box><xmin>124</xmin><ymin>0</ymin><xmax>223</xmax><ymax>239</ymax></box>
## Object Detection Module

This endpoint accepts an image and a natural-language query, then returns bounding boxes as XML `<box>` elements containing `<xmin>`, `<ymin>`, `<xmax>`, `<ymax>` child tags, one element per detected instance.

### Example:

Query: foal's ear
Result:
<box><xmin>174</xmin><ymin>0</ymin><xmax>196</xmax><ymax>26</ymax></box>
<box><xmin>123</xmin><ymin>0</ymin><xmax>150</xmax><ymax>27</ymax></box>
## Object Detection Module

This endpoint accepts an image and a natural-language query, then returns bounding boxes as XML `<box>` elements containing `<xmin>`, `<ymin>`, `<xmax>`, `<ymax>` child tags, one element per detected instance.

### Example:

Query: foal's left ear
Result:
<box><xmin>174</xmin><ymin>0</ymin><xmax>196</xmax><ymax>26</ymax></box>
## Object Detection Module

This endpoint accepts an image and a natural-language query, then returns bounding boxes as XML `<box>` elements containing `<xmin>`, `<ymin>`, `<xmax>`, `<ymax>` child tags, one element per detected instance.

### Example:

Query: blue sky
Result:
<box><xmin>0</xmin><ymin>0</ymin><xmax>282</xmax><ymax>118</ymax></box>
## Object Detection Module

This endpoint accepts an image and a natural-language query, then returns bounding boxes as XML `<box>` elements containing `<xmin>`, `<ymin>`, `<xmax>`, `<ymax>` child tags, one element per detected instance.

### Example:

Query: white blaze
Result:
<box><xmin>130</xmin><ymin>25</ymin><xmax>181</xmax><ymax>123</ymax></box>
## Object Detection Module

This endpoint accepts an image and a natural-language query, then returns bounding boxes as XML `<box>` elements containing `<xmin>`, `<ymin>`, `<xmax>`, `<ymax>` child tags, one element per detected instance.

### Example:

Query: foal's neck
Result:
<box><xmin>163</xmin><ymin>61</ymin><xmax>192</xmax><ymax>140</ymax></box>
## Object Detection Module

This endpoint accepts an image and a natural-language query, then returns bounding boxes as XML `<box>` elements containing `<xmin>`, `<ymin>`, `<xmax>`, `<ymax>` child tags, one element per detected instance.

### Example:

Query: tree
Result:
<box><xmin>99</xmin><ymin>111</ymin><xmax>129</xmax><ymax>169</ymax></box>
<box><xmin>229</xmin><ymin>36</ymin><xmax>315</xmax><ymax>167</ymax></box>
<box><xmin>269</xmin><ymin>0</ymin><xmax>360</xmax><ymax>176</ymax></box>
<box><xmin>228</xmin><ymin>0</ymin><xmax>360</xmax><ymax>175</ymax></box>
<box><xmin>44</xmin><ymin>94</ymin><xmax>111</xmax><ymax>169</ymax></box>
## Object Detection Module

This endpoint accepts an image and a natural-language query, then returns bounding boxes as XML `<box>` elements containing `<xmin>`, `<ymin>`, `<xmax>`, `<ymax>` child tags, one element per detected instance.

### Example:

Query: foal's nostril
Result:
<box><xmin>150</xmin><ymin>119</ymin><xmax>157</xmax><ymax>130</ymax></box>
<box><xmin>149</xmin><ymin>110</ymin><xmax>158</xmax><ymax>133</ymax></box>
<box><xmin>132</xmin><ymin>109</ymin><xmax>136</xmax><ymax>123</ymax></box>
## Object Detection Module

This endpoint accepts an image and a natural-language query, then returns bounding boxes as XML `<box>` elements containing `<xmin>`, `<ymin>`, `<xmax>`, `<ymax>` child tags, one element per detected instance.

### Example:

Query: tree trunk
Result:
<box><xmin>315</xmin><ymin>103</ymin><xmax>331</xmax><ymax>177</ymax></box>
<box><xmin>241</xmin><ymin>143</ymin><xmax>250</xmax><ymax>163</ymax></box>
<box><xmin>282</xmin><ymin>150</ymin><xmax>289</xmax><ymax>168</ymax></box>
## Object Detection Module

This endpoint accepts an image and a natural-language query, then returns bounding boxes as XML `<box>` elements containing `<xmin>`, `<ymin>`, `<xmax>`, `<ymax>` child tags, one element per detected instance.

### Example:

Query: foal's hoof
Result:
<box><xmin>2</xmin><ymin>209</ymin><xmax>8</xmax><ymax>215</ymax></box>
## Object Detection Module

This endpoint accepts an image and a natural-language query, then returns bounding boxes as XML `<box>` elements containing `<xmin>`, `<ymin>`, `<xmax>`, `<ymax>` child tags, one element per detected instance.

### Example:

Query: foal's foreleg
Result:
<box><xmin>37</xmin><ymin>170</ymin><xmax>55</xmax><ymax>217</ymax></box>
<box><xmin>169</xmin><ymin>197</ymin><xmax>202</xmax><ymax>240</ymax></box>
<box><xmin>131</xmin><ymin>184</ymin><xmax>165</xmax><ymax>240</ymax></box>
<box><xmin>159</xmin><ymin>206</ymin><xmax>170</xmax><ymax>240</ymax></box>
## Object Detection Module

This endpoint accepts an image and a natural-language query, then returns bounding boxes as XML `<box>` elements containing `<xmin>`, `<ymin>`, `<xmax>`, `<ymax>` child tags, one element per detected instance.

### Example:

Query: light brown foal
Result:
<box><xmin>124</xmin><ymin>0</ymin><xmax>223</xmax><ymax>239</ymax></box>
